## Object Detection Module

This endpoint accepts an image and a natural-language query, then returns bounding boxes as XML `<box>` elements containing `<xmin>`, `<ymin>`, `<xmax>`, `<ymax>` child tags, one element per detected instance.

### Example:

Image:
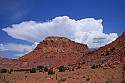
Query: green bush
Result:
<box><xmin>14</xmin><ymin>69</ymin><xmax>30</xmax><ymax>72</ymax></box>
<box><xmin>30</xmin><ymin>68</ymin><xmax>36</xmax><ymax>73</ymax></box>
<box><xmin>76</xmin><ymin>66</ymin><xmax>81</xmax><ymax>69</ymax></box>
<box><xmin>37</xmin><ymin>65</ymin><xmax>44</xmax><ymax>70</ymax></box>
<box><xmin>48</xmin><ymin>69</ymin><xmax>55</xmax><ymax>75</ymax></box>
<box><xmin>14</xmin><ymin>69</ymin><xmax>22</xmax><ymax>72</ymax></box>
<box><xmin>44</xmin><ymin>67</ymin><xmax>48</xmax><ymax>72</ymax></box>
<box><xmin>68</xmin><ymin>64</ymin><xmax>73</xmax><ymax>66</ymax></box>
<box><xmin>10</xmin><ymin>69</ymin><xmax>13</xmax><ymax>72</ymax></box>
<box><xmin>58</xmin><ymin>77</ymin><xmax>66</xmax><ymax>83</ymax></box>
<box><xmin>0</xmin><ymin>69</ymin><xmax>7</xmax><ymax>73</ymax></box>
<box><xmin>25</xmin><ymin>71</ymin><xmax>29</xmax><ymax>73</ymax></box>
<box><xmin>21</xmin><ymin>69</ymin><xmax>30</xmax><ymax>71</ymax></box>
<box><xmin>86</xmin><ymin>78</ymin><xmax>90</xmax><ymax>81</ymax></box>
<box><xmin>91</xmin><ymin>65</ymin><xmax>98</xmax><ymax>69</ymax></box>
<box><xmin>59</xmin><ymin>66</ymin><xmax>65</xmax><ymax>72</ymax></box>
<box><xmin>60</xmin><ymin>78</ymin><xmax>66</xmax><ymax>82</ymax></box>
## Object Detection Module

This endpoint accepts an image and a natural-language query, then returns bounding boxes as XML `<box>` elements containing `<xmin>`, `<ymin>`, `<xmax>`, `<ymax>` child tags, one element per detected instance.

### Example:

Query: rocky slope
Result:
<box><xmin>82</xmin><ymin>31</ymin><xmax>125</xmax><ymax>69</ymax></box>
<box><xmin>0</xmin><ymin>57</ymin><xmax>14</xmax><ymax>68</ymax></box>
<box><xmin>17</xmin><ymin>36</ymin><xmax>90</xmax><ymax>68</ymax></box>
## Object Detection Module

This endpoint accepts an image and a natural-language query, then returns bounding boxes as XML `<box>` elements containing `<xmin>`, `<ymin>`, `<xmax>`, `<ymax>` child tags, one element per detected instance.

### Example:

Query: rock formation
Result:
<box><xmin>18</xmin><ymin>36</ymin><xmax>90</xmax><ymax>68</ymax></box>
<box><xmin>83</xmin><ymin>31</ymin><xmax>125</xmax><ymax>69</ymax></box>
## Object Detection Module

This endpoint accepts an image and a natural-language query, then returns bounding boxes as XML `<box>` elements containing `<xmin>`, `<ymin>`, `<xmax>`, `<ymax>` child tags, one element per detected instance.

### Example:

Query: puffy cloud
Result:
<box><xmin>14</xmin><ymin>53</ymin><xmax>25</xmax><ymax>57</ymax></box>
<box><xmin>2</xmin><ymin>16</ymin><xmax>118</xmax><ymax>48</ymax></box>
<box><xmin>3</xmin><ymin>43</ymin><xmax>33</xmax><ymax>52</ymax></box>
<box><xmin>0</xmin><ymin>42</ymin><xmax>38</xmax><ymax>57</ymax></box>
<box><xmin>0</xmin><ymin>44</ymin><xmax>8</xmax><ymax>51</ymax></box>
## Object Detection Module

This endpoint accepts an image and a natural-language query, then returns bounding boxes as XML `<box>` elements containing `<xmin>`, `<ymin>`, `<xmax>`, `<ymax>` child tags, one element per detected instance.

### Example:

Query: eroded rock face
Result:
<box><xmin>83</xmin><ymin>31</ymin><xmax>125</xmax><ymax>68</ymax></box>
<box><xmin>16</xmin><ymin>36</ymin><xmax>90</xmax><ymax>68</ymax></box>
<box><xmin>35</xmin><ymin>36</ymin><xmax>88</xmax><ymax>54</ymax></box>
<box><xmin>0</xmin><ymin>57</ymin><xmax>14</xmax><ymax>69</ymax></box>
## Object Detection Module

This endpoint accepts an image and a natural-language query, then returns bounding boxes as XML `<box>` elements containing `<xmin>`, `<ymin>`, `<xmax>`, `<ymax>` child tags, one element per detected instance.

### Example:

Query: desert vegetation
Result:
<box><xmin>59</xmin><ymin>66</ymin><xmax>65</xmax><ymax>72</ymax></box>
<box><xmin>0</xmin><ymin>69</ymin><xmax>7</xmax><ymax>73</ymax></box>
<box><xmin>30</xmin><ymin>68</ymin><xmax>36</xmax><ymax>73</ymax></box>
<box><xmin>91</xmin><ymin>65</ymin><xmax>98</xmax><ymax>69</ymax></box>
<box><xmin>48</xmin><ymin>69</ymin><xmax>55</xmax><ymax>75</ymax></box>
<box><xmin>122</xmin><ymin>65</ymin><xmax>125</xmax><ymax>70</ymax></box>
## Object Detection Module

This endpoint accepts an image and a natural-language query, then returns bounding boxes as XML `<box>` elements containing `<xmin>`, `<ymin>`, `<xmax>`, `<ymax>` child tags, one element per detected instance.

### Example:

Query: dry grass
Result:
<box><xmin>0</xmin><ymin>66</ymin><xmax>123</xmax><ymax>83</ymax></box>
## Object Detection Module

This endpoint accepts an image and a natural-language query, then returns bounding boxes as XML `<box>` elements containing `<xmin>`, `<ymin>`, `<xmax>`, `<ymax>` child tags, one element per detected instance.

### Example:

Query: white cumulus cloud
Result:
<box><xmin>0</xmin><ymin>42</ymin><xmax>38</xmax><ymax>56</ymax></box>
<box><xmin>14</xmin><ymin>53</ymin><xmax>26</xmax><ymax>57</ymax></box>
<box><xmin>3</xmin><ymin>43</ymin><xmax>34</xmax><ymax>52</ymax></box>
<box><xmin>2</xmin><ymin>16</ymin><xmax>118</xmax><ymax>48</ymax></box>
<box><xmin>0</xmin><ymin>44</ymin><xmax>8</xmax><ymax>51</ymax></box>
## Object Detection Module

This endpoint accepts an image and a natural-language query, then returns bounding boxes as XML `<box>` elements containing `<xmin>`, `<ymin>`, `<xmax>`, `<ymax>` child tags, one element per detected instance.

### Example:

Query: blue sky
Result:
<box><xmin>0</xmin><ymin>0</ymin><xmax>125</xmax><ymax>58</ymax></box>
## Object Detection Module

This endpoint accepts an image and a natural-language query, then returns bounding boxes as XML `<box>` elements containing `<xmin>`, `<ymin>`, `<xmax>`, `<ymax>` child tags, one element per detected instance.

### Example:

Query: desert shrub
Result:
<box><xmin>122</xmin><ymin>65</ymin><xmax>125</xmax><ymax>70</ymax></box>
<box><xmin>59</xmin><ymin>66</ymin><xmax>65</xmax><ymax>72</ymax></box>
<box><xmin>10</xmin><ymin>69</ymin><xmax>13</xmax><ymax>72</ymax></box>
<box><xmin>44</xmin><ymin>67</ymin><xmax>48</xmax><ymax>72</ymax></box>
<box><xmin>76</xmin><ymin>66</ymin><xmax>81</xmax><ymax>69</ymax></box>
<box><xmin>2</xmin><ymin>80</ymin><xmax>10</xmax><ymax>83</ymax></box>
<box><xmin>111</xmin><ymin>47</ymin><xmax>115</xmax><ymax>51</ymax></box>
<box><xmin>91</xmin><ymin>65</ymin><xmax>98</xmax><ymax>69</ymax></box>
<box><xmin>21</xmin><ymin>69</ymin><xmax>30</xmax><ymax>71</ymax></box>
<box><xmin>0</xmin><ymin>69</ymin><xmax>7</xmax><ymax>73</ymax></box>
<box><xmin>58</xmin><ymin>80</ymin><xmax>60</xmax><ymax>83</ymax></box>
<box><xmin>105</xmin><ymin>79</ymin><xmax>112</xmax><ymax>83</ymax></box>
<box><xmin>58</xmin><ymin>77</ymin><xmax>66</xmax><ymax>83</ymax></box>
<box><xmin>121</xmin><ymin>79</ymin><xmax>125</xmax><ymax>83</ymax></box>
<box><xmin>25</xmin><ymin>71</ymin><xmax>29</xmax><ymax>73</ymax></box>
<box><xmin>18</xmin><ymin>69</ymin><xmax>30</xmax><ymax>73</ymax></box>
<box><xmin>14</xmin><ymin>69</ymin><xmax>22</xmax><ymax>72</ymax></box>
<box><xmin>56</xmin><ymin>74</ymin><xmax>58</xmax><ymax>80</ymax></box>
<box><xmin>86</xmin><ymin>78</ymin><xmax>90</xmax><ymax>81</ymax></box>
<box><xmin>30</xmin><ymin>68</ymin><xmax>36</xmax><ymax>73</ymax></box>
<box><xmin>8</xmin><ymin>69</ymin><xmax>13</xmax><ymax>74</ymax></box>
<box><xmin>105</xmin><ymin>52</ymin><xmax>110</xmax><ymax>56</ymax></box>
<box><xmin>48</xmin><ymin>69</ymin><xmax>55</xmax><ymax>75</ymax></box>
<box><xmin>60</xmin><ymin>77</ymin><xmax>66</xmax><ymax>82</ymax></box>
<box><xmin>14</xmin><ymin>69</ymin><xmax>30</xmax><ymax>72</ymax></box>
<box><xmin>37</xmin><ymin>65</ymin><xmax>44</xmax><ymax>70</ymax></box>
<box><xmin>91</xmin><ymin>65</ymin><xmax>96</xmax><ymax>69</ymax></box>
<box><xmin>68</xmin><ymin>64</ymin><xmax>73</xmax><ymax>66</ymax></box>
<box><xmin>83</xmin><ymin>76</ymin><xmax>85</xmax><ymax>78</ymax></box>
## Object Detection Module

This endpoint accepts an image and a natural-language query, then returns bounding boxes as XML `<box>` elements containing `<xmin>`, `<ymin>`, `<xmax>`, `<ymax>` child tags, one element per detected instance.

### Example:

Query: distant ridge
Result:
<box><xmin>82</xmin><ymin>31</ymin><xmax>125</xmax><ymax>68</ymax></box>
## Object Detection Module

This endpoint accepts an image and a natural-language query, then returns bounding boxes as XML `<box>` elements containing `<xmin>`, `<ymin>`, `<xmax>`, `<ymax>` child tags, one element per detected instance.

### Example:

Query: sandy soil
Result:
<box><xmin>0</xmin><ymin>66</ymin><xmax>124</xmax><ymax>83</ymax></box>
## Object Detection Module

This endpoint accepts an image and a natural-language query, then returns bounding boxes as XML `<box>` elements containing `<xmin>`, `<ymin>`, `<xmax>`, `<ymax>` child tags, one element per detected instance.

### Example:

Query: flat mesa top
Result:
<box><xmin>43</xmin><ymin>36</ymin><xmax>70</xmax><ymax>42</ymax></box>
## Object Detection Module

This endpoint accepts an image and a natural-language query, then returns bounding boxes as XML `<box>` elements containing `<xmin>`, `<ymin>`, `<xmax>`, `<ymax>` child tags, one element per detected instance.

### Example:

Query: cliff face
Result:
<box><xmin>17</xmin><ymin>36</ymin><xmax>90</xmax><ymax>68</ymax></box>
<box><xmin>35</xmin><ymin>36</ymin><xmax>89</xmax><ymax>54</ymax></box>
<box><xmin>83</xmin><ymin>31</ymin><xmax>125</xmax><ymax>68</ymax></box>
